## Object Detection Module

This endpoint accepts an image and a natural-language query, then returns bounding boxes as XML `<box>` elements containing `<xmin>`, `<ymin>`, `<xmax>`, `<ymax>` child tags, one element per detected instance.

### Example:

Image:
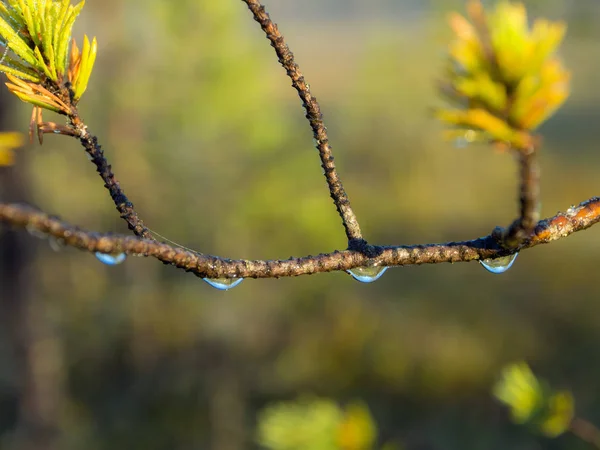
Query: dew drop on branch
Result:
<box><xmin>95</xmin><ymin>252</ymin><xmax>127</xmax><ymax>265</ymax></box>
<box><xmin>480</xmin><ymin>253</ymin><xmax>518</xmax><ymax>274</ymax></box>
<box><xmin>347</xmin><ymin>266</ymin><xmax>388</xmax><ymax>283</ymax></box>
<box><xmin>203</xmin><ymin>277</ymin><xmax>244</xmax><ymax>290</ymax></box>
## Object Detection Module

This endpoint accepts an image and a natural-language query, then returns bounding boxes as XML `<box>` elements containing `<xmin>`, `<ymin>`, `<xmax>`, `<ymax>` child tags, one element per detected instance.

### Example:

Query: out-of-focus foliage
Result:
<box><xmin>493</xmin><ymin>362</ymin><xmax>574</xmax><ymax>437</ymax></box>
<box><xmin>257</xmin><ymin>397</ymin><xmax>342</xmax><ymax>450</ymax></box>
<box><xmin>0</xmin><ymin>131</ymin><xmax>22</xmax><ymax>165</ymax></box>
<box><xmin>337</xmin><ymin>402</ymin><xmax>381</xmax><ymax>450</ymax></box>
<box><xmin>437</xmin><ymin>0</ymin><xmax>570</xmax><ymax>149</ymax></box>
<box><xmin>0</xmin><ymin>0</ymin><xmax>600</xmax><ymax>449</ymax></box>
<box><xmin>257</xmin><ymin>397</ymin><xmax>382</xmax><ymax>450</ymax></box>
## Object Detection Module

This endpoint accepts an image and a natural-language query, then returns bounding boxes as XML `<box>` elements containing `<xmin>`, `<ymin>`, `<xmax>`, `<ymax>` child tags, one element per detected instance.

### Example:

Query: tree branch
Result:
<box><xmin>515</xmin><ymin>150</ymin><xmax>541</xmax><ymax>231</ymax></box>
<box><xmin>2</xmin><ymin>197</ymin><xmax>598</xmax><ymax>279</ymax></box>
<box><xmin>496</xmin><ymin>147</ymin><xmax>541</xmax><ymax>248</ymax></box>
<box><xmin>66</xmin><ymin>112</ymin><xmax>154</xmax><ymax>240</ymax></box>
<box><xmin>0</xmin><ymin>0</ymin><xmax>595</xmax><ymax>286</ymax></box>
<box><xmin>570</xmin><ymin>417</ymin><xmax>600</xmax><ymax>449</ymax></box>
<box><xmin>241</xmin><ymin>0</ymin><xmax>364</xmax><ymax>246</ymax></box>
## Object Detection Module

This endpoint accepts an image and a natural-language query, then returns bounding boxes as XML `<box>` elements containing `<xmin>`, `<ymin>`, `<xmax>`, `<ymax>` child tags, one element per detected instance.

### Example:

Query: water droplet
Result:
<box><xmin>347</xmin><ymin>266</ymin><xmax>388</xmax><ymax>283</ymax></box>
<box><xmin>48</xmin><ymin>237</ymin><xmax>64</xmax><ymax>252</ymax></box>
<box><xmin>453</xmin><ymin>138</ymin><xmax>468</xmax><ymax>149</ymax></box>
<box><xmin>480</xmin><ymin>253</ymin><xmax>518</xmax><ymax>274</ymax></box>
<box><xmin>26</xmin><ymin>224</ymin><xmax>47</xmax><ymax>240</ymax></box>
<box><xmin>203</xmin><ymin>277</ymin><xmax>244</xmax><ymax>290</ymax></box>
<box><xmin>95</xmin><ymin>252</ymin><xmax>127</xmax><ymax>265</ymax></box>
<box><xmin>453</xmin><ymin>129</ymin><xmax>477</xmax><ymax>149</ymax></box>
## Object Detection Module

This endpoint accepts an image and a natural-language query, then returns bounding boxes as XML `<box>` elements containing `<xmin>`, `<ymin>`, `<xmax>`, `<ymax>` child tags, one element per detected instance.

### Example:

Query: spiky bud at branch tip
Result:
<box><xmin>437</xmin><ymin>0</ymin><xmax>570</xmax><ymax>152</ymax></box>
<box><xmin>0</xmin><ymin>1</ymin><xmax>97</xmax><ymax>116</ymax></box>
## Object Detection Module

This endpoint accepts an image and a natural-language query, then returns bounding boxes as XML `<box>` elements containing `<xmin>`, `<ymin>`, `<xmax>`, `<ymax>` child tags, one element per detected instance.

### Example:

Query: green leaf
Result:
<box><xmin>53</xmin><ymin>0</ymin><xmax>71</xmax><ymax>74</ymax></box>
<box><xmin>56</xmin><ymin>1</ymin><xmax>84</xmax><ymax>78</ymax></box>
<box><xmin>33</xmin><ymin>45</ymin><xmax>55</xmax><ymax>80</ymax></box>
<box><xmin>0</xmin><ymin>18</ymin><xmax>37</xmax><ymax>66</ymax></box>
<box><xmin>0</xmin><ymin>62</ymin><xmax>40</xmax><ymax>81</ymax></box>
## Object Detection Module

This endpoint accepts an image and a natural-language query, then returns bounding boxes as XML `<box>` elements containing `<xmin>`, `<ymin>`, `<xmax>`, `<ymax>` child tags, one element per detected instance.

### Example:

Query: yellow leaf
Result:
<box><xmin>337</xmin><ymin>402</ymin><xmax>377</xmax><ymax>450</ymax></box>
<box><xmin>0</xmin><ymin>131</ymin><xmax>24</xmax><ymax>166</ymax></box>
<box><xmin>493</xmin><ymin>362</ymin><xmax>544</xmax><ymax>424</ymax></box>
<box><xmin>540</xmin><ymin>391</ymin><xmax>574</xmax><ymax>437</ymax></box>
<box><xmin>453</xmin><ymin>72</ymin><xmax>507</xmax><ymax>112</ymax></box>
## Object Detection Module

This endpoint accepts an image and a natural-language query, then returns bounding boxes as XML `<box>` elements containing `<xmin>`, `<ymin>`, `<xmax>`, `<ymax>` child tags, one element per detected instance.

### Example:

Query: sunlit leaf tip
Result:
<box><xmin>70</xmin><ymin>34</ymin><xmax>97</xmax><ymax>101</ymax></box>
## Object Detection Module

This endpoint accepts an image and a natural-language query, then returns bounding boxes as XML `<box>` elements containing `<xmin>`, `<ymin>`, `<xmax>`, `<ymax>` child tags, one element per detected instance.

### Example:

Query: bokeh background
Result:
<box><xmin>1</xmin><ymin>0</ymin><xmax>600</xmax><ymax>449</ymax></box>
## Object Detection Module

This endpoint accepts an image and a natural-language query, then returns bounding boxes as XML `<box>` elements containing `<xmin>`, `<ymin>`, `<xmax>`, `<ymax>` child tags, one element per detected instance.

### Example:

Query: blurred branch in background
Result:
<box><xmin>0</xmin><ymin>103</ymin><xmax>64</xmax><ymax>449</ymax></box>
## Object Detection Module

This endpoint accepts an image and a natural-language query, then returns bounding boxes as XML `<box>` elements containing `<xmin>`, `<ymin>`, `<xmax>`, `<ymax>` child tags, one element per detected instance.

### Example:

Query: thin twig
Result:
<box><xmin>570</xmin><ymin>417</ymin><xmax>600</xmax><ymax>449</ymax></box>
<box><xmin>497</xmin><ymin>149</ymin><xmax>541</xmax><ymax>248</ymax></box>
<box><xmin>2</xmin><ymin>197</ymin><xmax>599</xmax><ymax>279</ymax></box>
<box><xmin>67</xmin><ymin>112</ymin><xmax>154</xmax><ymax>240</ymax></box>
<box><xmin>241</xmin><ymin>0</ymin><xmax>363</xmax><ymax>247</ymax></box>
<box><xmin>464</xmin><ymin>3</ymin><xmax>543</xmax><ymax>250</ymax></box>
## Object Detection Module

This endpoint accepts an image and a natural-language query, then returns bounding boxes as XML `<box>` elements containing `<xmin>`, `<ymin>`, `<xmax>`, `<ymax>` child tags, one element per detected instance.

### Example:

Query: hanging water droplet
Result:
<box><xmin>347</xmin><ymin>266</ymin><xmax>388</xmax><ymax>283</ymax></box>
<box><xmin>480</xmin><ymin>252</ymin><xmax>518</xmax><ymax>274</ymax></box>
<box><xmin>48</xmin><ymin>237</ymin><xmax>64</xmax><ymax>252</ymax></box>
<box><xmin>95</xmin><ymin>252</ymin><xmax>127</xmax><ymax>265</ymax></box>
<box><xmin>453</xmin><ymin>129</ymin><xmax>477</xmax><ymax>149</ymax></box>
<box><xmin>453</xmin><ymin>137</ymin><xmax>468</xmax><ymax>149</ymax></box>
<box><xmin>26</xmin><ymin>224</ymin><xmax>47</xmax><ymax>240</ymax></box>
<box><xmin>203</xmin><ymin>277</ymin><xmax>244</xmax><ymax>290</ymax></box>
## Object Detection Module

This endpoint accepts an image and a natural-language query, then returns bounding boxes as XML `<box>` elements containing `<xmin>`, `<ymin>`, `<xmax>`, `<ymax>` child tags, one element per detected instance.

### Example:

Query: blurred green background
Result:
<box><xmin>1</xmin><ymin>0</ymin><xmax>600</xmax><ymax>449</ymax></box>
